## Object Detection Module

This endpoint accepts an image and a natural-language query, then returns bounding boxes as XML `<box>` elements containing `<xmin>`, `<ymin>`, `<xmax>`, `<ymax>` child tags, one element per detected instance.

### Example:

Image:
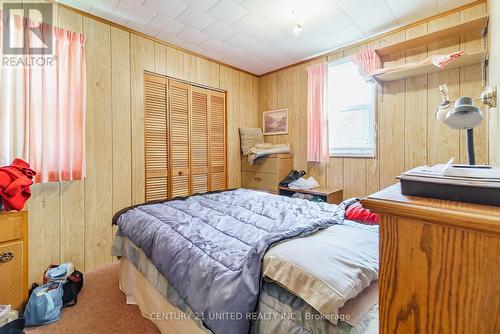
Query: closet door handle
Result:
<box><xmin>178</xmin><ymin>171</ymin><xmax>184</xmax><ymax>176</ymax></box>
<box><xmin>0</xmin><ymin>251</ymin><xmax>14</xmax><ymax>263</ymax></box>
<box><xmin>254</xmin><ymin>177</ymin><xmax>262</xmax><ymax>182</ymax></box>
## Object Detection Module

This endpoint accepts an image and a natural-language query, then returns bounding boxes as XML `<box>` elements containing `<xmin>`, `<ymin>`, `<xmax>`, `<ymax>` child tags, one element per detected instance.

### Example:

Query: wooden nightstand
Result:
<box><xmin>241</xmin><ymin>154</ymin><xmax>293</xmax><ymax>194</ymax></box>
<box><xmin>278</xmin><ymin>186</ymin><xmax>343</xmax><ymax>204</ymax></box>
<box><xmin>362</xmin><ymin>184</ymin><xmax>500</xmax><ymax>334</ymax></box>
<box><xmin>0</xmin><ymin>211</ymin><xmax>28</xmax><ymax>311</ymax></box>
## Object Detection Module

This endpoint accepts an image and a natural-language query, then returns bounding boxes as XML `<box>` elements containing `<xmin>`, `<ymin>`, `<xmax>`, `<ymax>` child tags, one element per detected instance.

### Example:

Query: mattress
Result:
<box><xmin>114</xmin><ymin>236</ymin><xmax>378</xmax><ymax>334</ymax></box>
<box><xmin>113</xmin><ymin>189</ymin><xmax>353</xmax><ymax>333</ymax></box>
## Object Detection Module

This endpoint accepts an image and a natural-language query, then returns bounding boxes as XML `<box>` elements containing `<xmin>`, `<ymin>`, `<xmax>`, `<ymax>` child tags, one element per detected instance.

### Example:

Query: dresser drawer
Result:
<box><xmin>241</xmin><ymin>156</ymin><xmax>278</xmax><ymax>173</ymax></box>
<box><xmin>0</xmin><ymin>212</ymin><xmax>25</xmax><ymax>243</ymax></box>
<box><xmin>241</xmin><ymin>171</ymin><xmax>278</xmax><ymax>193</ymax></box>
<box><xmin>0</xmin><ymin>241</ymin><xmax>24</xmax><ymax>310</ymax></box>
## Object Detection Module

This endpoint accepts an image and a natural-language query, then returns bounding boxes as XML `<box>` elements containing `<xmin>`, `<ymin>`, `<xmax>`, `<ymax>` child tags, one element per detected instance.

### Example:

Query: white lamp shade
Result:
<box><xmin>444</xmin><ymin>97</ymin><xmax>483</xmax><ymax>129</ymax></box>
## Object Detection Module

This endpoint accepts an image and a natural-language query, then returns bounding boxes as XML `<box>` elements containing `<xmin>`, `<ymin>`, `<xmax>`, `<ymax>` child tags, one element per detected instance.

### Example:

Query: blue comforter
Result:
<box><xmin>114</xmin><ymin>189</ymin><xmax>351</xmax><ymax>334</ymax></box>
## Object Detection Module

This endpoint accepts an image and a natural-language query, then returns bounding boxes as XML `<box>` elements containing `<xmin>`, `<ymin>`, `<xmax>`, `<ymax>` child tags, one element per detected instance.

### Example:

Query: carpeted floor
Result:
<box><xmin>25</xmin><ymin>262</ymin><xmax>160</xmax><ymax>334</ymax></box>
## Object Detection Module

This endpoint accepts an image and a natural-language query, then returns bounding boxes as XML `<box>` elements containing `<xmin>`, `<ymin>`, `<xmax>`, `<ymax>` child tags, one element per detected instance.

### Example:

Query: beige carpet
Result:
<box><xmin>25</xmin><ymin>262</ymin><xmax>160</xmax><ymax>334</ymax></box>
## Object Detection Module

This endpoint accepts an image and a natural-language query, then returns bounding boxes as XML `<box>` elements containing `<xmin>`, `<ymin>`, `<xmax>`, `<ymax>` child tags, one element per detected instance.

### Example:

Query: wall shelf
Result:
<box><xmin>375</xmin><ymin>15</ymin><xmax>488</xmax><ymax>57</ymax></box>
<box><xmin>373</xmin><ymin>50</ymin><xmax>485</xmax><ymax>82</ymax></box>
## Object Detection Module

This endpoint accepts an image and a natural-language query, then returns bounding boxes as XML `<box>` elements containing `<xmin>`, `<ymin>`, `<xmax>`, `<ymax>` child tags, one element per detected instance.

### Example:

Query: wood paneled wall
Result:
<box><xmin>488</xmin><ymin>0</ymin><xmax>500</xmax><ymax>166</ymax></box>
<box><xmin>26</xmin><ymin>5</ymin><xmax>259</xmax><ymax>283</ymax></box>
<box><xmin>259</xmin><ymin>3</ymin><xmax>488</xmax><ymax>200</ymax></box>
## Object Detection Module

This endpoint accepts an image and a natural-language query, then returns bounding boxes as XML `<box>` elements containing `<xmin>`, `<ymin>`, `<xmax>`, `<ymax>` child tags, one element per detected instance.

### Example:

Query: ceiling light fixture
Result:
<box><xmin>294</xmin><ymin>23</ymin><xmax>303</xmax><ymax>34</ymax></box>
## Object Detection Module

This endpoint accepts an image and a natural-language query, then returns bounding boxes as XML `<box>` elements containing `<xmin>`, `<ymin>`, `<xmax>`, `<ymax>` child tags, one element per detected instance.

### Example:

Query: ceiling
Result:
<box><xmin>58</xmin><ymin>0</ymin><xmax>476</xmax><ymax>75</ymax></box>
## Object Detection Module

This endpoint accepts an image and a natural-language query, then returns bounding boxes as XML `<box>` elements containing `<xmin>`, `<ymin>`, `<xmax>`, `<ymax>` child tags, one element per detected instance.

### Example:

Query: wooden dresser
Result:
<box><xmin>0</xmin><ymin>211</ymin><xmax>28</xmax><ymax>310</ymax></box>
<box><xmin>241</xmin><ymin>154</ymin><xmax>293</xmax><ymax>194</ymax></box>
<box><xmin>362</xmin><ymin>184</ymin><xmax>500</xmax><ymax>334</ymax></box>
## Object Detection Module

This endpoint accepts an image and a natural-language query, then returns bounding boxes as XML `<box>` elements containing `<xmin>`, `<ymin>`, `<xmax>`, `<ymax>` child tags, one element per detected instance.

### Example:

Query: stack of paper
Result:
<box><xmin>398</xmin><ymin>159</ymin><xmax>500</xmax><ymax>188</ymax></box>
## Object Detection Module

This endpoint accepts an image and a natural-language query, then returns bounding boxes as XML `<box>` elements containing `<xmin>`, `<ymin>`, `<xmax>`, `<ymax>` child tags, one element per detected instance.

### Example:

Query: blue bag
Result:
<box><xmin>23</xmin><ymin>282</ymin><xmax>64</xmax><ymax>326</ymax></box>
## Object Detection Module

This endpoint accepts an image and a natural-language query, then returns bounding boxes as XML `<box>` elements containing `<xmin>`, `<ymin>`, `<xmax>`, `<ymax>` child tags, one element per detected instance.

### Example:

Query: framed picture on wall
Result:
<box><xmin>263</xmin><ymin>108</ymin><xmax>288</xmax><ymax>135</ymax></box>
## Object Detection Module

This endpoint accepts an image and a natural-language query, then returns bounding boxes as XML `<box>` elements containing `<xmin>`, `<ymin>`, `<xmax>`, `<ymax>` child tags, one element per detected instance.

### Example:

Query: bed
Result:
<box><xmin>112</xmin><ymin>188</ymin><xmax>379</xmax><ymax>334</ymax></box>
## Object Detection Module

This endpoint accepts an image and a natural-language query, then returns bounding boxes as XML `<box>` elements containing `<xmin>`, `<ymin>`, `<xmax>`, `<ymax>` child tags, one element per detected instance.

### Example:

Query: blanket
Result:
<box><xmin>248</xmin><ymin>144</ymin><xmax>291</xmax><ymax>165</ymax></box>
<box><xmin>113</xmin><ymin>189</ymin><xmax>353</xmax><ymax>334</ymax></box>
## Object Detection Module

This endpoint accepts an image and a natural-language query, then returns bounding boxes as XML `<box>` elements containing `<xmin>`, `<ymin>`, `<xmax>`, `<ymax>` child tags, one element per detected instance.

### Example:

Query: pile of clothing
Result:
<box><xmin>23</xmin><ymin>263</ymin><xmax>83</xmax><ymax>327</ymax></box>
<box><xmin>0</xmin><ymin>159</ymin><xmax>36</xmax><ymax>211</ymax></box>
<box><xmin>0</xmin><ymin>305</ymin><xmax>23</xmax><ymax>334</ymax></box>
<box><xmin>239</xmin><ymin>127</ymin><xmax>291</xmax><ymax>165</ymax></box>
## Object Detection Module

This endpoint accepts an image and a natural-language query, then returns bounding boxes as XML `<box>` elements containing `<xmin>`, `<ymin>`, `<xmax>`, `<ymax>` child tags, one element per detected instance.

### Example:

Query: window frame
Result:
<box><xmin>327</xmin><ymin>57</ymin><xmax>377</xmax><ymax>158</ymax></box>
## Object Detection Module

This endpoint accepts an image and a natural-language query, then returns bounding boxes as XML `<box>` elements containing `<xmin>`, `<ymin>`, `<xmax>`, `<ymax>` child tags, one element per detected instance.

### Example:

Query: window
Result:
<box><xmin>327</xmin><ymin>60</ymin><xmax>376</xmax><ymax>157</ymax></box>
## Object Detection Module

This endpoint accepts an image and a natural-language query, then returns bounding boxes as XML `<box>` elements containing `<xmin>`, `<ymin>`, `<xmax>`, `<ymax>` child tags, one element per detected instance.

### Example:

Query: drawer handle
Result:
<box><xmin>0</xmin><ymin>251</ymin><xmax>14</xmax><ymax>263</ymax></box>
<box><xmin>254</xmin><ymin>177</ymin><xmax>262</xmax><ymax>182</ymax></box>
<box><xmin>178</xmin><ymin>171</ymin><xmax>183</xmax><ymax>176</ymax></box>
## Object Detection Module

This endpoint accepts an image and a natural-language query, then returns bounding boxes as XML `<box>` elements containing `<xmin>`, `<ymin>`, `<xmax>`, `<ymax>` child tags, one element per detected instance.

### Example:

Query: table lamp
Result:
<box><xmin>435</xmin><ymin>84</ymin><xmax>496</xmax><ymax>166</ymax></box>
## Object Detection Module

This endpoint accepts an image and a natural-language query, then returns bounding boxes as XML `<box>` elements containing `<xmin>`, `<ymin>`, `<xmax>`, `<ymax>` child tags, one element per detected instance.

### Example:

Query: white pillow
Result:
<box><xmin>263</xmin><ymin>221</ymin><xmax>379</xmax><ymax>325</ymax></box>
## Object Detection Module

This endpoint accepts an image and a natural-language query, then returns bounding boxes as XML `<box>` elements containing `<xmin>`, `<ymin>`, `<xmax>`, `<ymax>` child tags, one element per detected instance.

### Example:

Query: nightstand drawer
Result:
<box><xmin>241</xmin><ymin>156</ymin><xmax>278</xmax><ymax>173</ymax></box>
<box><xmin>0</xmin><ymin>212</ymin><xmax>24</xmax><ymax>243</ymax></box>
<box><xmin>241</xmin><ymin>171</ymin><xmax>278</xmax><ymax>193</ymax></box>
<box><xmin>0</xmin><ymin>241</ymin><xmax>24</xmax><ymax>310</ymax></box>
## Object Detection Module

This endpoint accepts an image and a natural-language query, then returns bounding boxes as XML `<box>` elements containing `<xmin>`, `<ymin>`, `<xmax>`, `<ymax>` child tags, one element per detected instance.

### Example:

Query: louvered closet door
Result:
<box><xmin>144</xmin><ymin>74</ymin><xmax>168</xmax><ymax>201</ymax></box>
<box><xmin>169</xmin><ymin>80</ymin><xmax>190</xmax><ymax>198</ymax></box>
<box><xmin>208</xmin><ymin>91</ymin><xmax>226</xmax><ymax>191</ymax></box>
<box><xmin>190</xmin><ymin>87</ymin><xmax>209</xmax><ymax>194</ymax></box>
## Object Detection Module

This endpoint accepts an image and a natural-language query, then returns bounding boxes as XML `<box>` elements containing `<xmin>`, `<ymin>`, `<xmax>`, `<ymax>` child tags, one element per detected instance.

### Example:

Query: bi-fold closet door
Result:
<box><xmin>144</xmin><ymin>73</ymin><xmax>226</xmax><ymax>202</ymax></box>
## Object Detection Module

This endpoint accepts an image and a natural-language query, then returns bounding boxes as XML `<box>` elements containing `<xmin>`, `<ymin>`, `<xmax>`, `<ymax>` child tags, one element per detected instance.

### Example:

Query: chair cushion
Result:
<box><xmin>239</xmin><ymin>128</ymin><xmax>264</xmax><ymax>155</ymax></box>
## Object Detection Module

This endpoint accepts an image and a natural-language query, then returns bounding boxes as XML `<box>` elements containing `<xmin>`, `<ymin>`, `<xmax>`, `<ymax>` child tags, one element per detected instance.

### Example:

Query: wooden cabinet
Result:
<box><xmin>241</xmin><ymin>154</ymin><xmax>293</xmax><ymax>194</ymax></box>
<box><xmin>0</xmin><ymin>211</ymin><xmax>28</xmax><ymax>311</ymax></box>
<box><xmin>361</xmin><ymin>184</ymin><xmax>500</xmax><ymax>334</ymax></box>
<box><xmin>144</xmin><ymin>73</ymin><xmax>227</xmax><ymax>201</ymax></box>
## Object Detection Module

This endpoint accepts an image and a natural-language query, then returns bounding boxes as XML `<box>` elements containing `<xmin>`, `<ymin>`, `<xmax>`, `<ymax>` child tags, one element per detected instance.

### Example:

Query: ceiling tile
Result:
<box><xmin>240</xmin><ymin>0</ymin><xmax>287</xmax><ymax>17</ymax></box>
<box><xmin>182</xmin><ymin>0</ymin><xmax>220</xmax><ymax>12</ymax></box>
<box><xmin>177</xmin><ymin>7</ymin><xmax>216</xmax><ymax>31</ymax></box>
<box><xmin>334</xmin><ymin>0</ymin><xmax>387</xmax><ymax>16</ymax></box>
<box><xmin>181</xmin><ymin>42</ymin><xmax>205</xmax><ymax>54</ymax></box>
<box><xmin>253</xmin><ymin>26</ymin><xmax>301</xmax><ymax>52</ymax></box>
<box><xmin>231</xmin><ymin>14</ymin><xmax>268</xmax><ymax>35</ymax></box>
<box><xmin>264</xmin><ymin>0</ymin><xmax>352</xmax><ymax>38</ymax></box>
<box><xmin>352</xmin><ymin>3</ymin><xmax>399</xmax><ymax>35</ymax></box>
<box><xmin>142</xmin><ymin>0</ymin><xmax>187</xmax><ymax>19</ymax></box>
<box><xmin>207</xmin><ymin>0</ymin><xmax>248</xmax><ymax>25</ymax></box>
<box><xmin>203</xmin><ymin>22</ymin><xmax>238</xmax><ymax>41</ymax></box>
<box><xmin>387</xmin><ymin>0</ymin><xmax>439</xmax><ymax>25</ymax></box>
<box><xmin>59</xmin><ymin>0</ymin><xmax>92</xmax><ymax>12</ymax></box>
<box><xmin>437</xmin><ymin>0</ymin><xmax>474</xmax><ymax>12</ymax></box>
<box><xmin>176</xmin><ymin>27</ymin><xmax>210</xmax><ymax>45</ymax></box>
<box><xmin>61</xmin><ymin>0</ymin><xmax>473</xmax><ymax>75</ymax></box>
<box><xmin>199</xmin><ymin>38</ymin><xmax>229</xmax><ymax>53</ymax></box>
<box><xmin>114</xmin><ymin>0</ymin><xmax>156</xmax><ymax>25</ymax></box>
<box><xmin>126</xmin><ymin>21</ymin><xmax>159</xmax><ymax>37</ymax></box>
<box><xmin>90</xmin><ymin>0</ymin><xmax>120</xmax><ymax>12</ymax></box>
<box><xmin>327</xmin><ymin>24</ymin><xmax>365</xmax><ymax>47</ymax></box>
<box><xmin>89</xmin><ymin>6</ymin><xmax>128</xmax><ymax>26</ymax></box>
<box><xmin>148</xmin><ymin>15</ymin><xmax>185</xmax><ymax>36</ymax></box>
<box><xmin>156</xmin><ymin>32</ymin><xmax>184</xmax><ymax>46</ymax></box>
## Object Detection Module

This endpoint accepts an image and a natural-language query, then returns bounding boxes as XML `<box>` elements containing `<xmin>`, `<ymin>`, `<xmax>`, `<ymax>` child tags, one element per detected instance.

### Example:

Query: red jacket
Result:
<box><xmin>0</xmin><ymin>159</ymin><xmax>36</xmax><ymax>211</ymax></box>
<box><xmin>345</xmin><ymin>201</ymin><xmax>379</xmax><ymax>225</ymax></box>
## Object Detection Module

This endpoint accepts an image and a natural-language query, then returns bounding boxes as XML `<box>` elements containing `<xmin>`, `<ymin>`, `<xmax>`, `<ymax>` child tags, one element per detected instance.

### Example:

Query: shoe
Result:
<box><xmin>288</xmin><ymin>176</ymin><xmax>320</xmax><ymax>190</ymax></box>
<box><xmin>279</xmin><ymin>169</ymin><xmax>302</xmax><ymax>187</ymax></box>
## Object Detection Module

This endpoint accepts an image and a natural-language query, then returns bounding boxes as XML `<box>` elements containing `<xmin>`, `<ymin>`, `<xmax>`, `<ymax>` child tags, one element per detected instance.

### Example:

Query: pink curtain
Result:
<box><xmin>352</xmin><ymin>48</ymin><xmax>382</xmax><ymax>78</ymax></box>
<box><xmin>307</xmin><ymin>63</ymin><xmax>328</xmax><ymax>163</ymax></box>
<box><xmin>1</xmin><ymin>13</ymin><xmax>86</xmax><ymax>183</ymax></box>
